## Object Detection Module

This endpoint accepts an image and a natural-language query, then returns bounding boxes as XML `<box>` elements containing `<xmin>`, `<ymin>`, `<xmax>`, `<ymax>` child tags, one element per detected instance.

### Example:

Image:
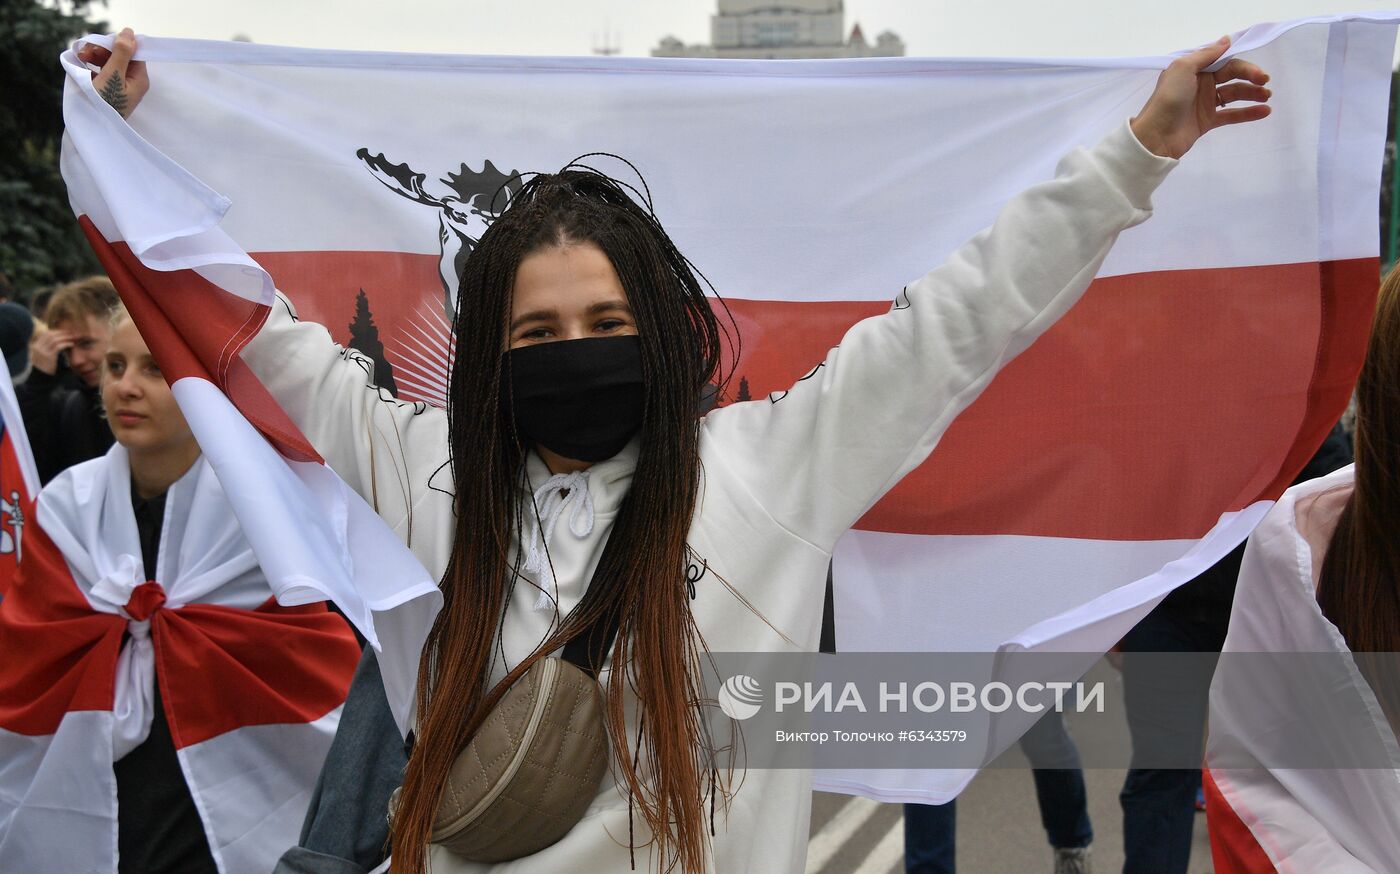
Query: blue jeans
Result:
<box><xmin>904</xmin><ymin>710</ymin><xmax>1092</xmax><ymax>873</ymax></box>
<box><xmin>1021</xmin><ymin>710</ymin><xmax>1093</xmax><ymax>849</ymax></box>
<box><xmin>1118</xmin><ymin>609</ymin><xmax>1221</xmax><ymax>874</ymax></box>
<box><xmin>904</xmin><ymin>800</ymin><xmax>957</xmax><ymax>874</ymax></box>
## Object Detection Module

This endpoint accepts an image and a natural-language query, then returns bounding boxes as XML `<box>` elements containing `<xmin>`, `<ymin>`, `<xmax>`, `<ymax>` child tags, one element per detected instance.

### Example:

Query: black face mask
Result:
<box><xmin>504</xmin><ymin>335</ymin><xmax>645</xmax><ymax>463</ymax></box>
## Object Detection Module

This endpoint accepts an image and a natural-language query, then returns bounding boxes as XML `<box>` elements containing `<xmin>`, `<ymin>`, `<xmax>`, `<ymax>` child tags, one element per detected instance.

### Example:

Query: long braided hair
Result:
<box><xmin>390</xmin><ymin>165</ymin><xmax>737</xmax><ymax>873</ymax></box>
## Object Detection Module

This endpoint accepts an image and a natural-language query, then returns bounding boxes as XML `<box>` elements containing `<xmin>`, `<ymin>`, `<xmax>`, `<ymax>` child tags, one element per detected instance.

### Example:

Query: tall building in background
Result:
<box><xmin>653</xmin><ymin>0</ymin><xmax>904</xmax><ymax>59</ymax></box>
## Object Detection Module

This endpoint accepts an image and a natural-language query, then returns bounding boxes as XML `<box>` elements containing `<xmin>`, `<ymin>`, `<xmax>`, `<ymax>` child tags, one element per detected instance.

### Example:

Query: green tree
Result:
<box><xmin>0</xmin><ymin>0</ymin><xmax>107</xmax><ymax>300</ymax></box>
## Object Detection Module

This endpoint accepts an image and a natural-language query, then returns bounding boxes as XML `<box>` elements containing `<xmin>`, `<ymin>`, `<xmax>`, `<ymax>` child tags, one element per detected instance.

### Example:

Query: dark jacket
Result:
<box><xmin>16</xmin><ymin>365</ymin><xmax>115</xmax><ymax>483</ymax></box>
<box><xmin>1155</xmin><ymin>421</ymin><xmax>1354</xmax><ymax>635</ymax></box>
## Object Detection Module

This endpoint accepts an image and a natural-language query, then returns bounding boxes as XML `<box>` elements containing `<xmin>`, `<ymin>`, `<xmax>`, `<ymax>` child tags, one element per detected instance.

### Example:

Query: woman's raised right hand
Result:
<box><xmin>76</xmin><ymin>27</ymin><xmax>147</xmax><ymax>119</ymax></box>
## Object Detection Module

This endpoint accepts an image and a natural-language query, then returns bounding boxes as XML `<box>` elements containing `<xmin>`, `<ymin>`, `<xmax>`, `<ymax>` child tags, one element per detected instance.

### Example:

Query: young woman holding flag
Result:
<box><xmin>77</xmin><ymin>29</ymin><xmax>1270</xmax><ymax>874</ymax></box>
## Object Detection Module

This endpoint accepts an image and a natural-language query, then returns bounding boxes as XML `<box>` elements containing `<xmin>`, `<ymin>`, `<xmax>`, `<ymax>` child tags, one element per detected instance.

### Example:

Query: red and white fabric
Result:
<box><xmin>57</xmin><ymin>14</ymin><xmax>1396</xmax><ymax>803</ymax></box>
<box><xmin>0</xmin><ymin>448</ymin><xmax>361</xmax><ymax>873</ymax></box>
<box><xmin>0</xmin><ymin>361</ymin><xmax>40</xmax><ymax>598</ymax></box>
<box><xmin>1206</xmin><ymin>464</ymin><xmax>1400</xmax><ymax>873</ymax></box>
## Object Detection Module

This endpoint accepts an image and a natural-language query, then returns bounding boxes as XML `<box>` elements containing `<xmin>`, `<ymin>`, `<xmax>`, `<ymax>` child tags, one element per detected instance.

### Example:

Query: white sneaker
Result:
<box><xmin>1053</xmin><ymin>845</ymin><xmax>1092</xmax><ymax>874</ymax></box>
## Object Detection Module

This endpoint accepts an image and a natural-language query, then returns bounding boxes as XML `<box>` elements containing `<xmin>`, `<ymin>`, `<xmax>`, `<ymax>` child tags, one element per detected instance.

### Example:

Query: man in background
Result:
<box><xmin>18</xmin><ymin>276</ymin><xmax>118</xmax><ymax>482</ymax></box>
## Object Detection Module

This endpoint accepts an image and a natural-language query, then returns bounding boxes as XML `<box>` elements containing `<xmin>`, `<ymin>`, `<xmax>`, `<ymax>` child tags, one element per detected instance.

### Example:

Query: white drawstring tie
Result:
<box><xmin>522</xmin><ymin>471</ymin><xmax>595</xmax><ymax>612</ymax></box>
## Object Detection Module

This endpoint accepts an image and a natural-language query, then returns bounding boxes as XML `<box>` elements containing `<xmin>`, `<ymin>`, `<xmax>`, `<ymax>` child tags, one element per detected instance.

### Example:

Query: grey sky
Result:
<box><xmin>99</xmin><ymin>1</ymin><xmax>1399</xmax><ymax>58</ymax></box>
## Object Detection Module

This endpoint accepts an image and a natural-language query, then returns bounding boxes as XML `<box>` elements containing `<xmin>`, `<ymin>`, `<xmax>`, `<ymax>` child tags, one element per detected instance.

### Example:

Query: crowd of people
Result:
<box><xmin>0</xmin><ymin>23</ymin><xmax>1392</xmax><ymax>874</ymax></box>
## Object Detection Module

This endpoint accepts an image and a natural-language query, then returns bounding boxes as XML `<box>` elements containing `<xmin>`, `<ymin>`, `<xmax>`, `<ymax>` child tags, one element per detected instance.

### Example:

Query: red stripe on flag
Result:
<box><xmin>719</xmin><ymin>261</ymin><xmax>1374</xmax><ymax>540</ymax></box>
<box><xmin>77</xmin><ymin>218</ymin><xmax>324</xmax><ymax>464</ymax></box>
<box><xmin>153</xmin><ymin>598</ymin><xmax>360</xmax><ymax>749</ymax></box>
<box><xmin>1204</xmin><ymin>769</ymin><xmax>1278</xmax><ymax>873</ymax></box>
<box><xmin>252</xmin><ymin>250</ymin><xmax>443</xmax><ymax>350</ymax></box>
<box><xmin>0</xmin><ymin>521</ymin><xmax>123</xmax><ymax>735</ymax></box>
<box><xmin>856</xmin><ymin>259</ymin><xmax>1374</xmax><ymax>538</ymax></box>
<box><xmin>248</xmin><ymin>252</ymin><xmax>1371</xmax><ymax>538</ymax></box>
<box><xmin>239</xmin><ymin>253</ymin><xmax>1383</xmax><ymax>539</ymax></box>
<box><xmin>1255</xmin><ymin>258</ymin><xmax>1376</xmax><ymax>500</ymax></box>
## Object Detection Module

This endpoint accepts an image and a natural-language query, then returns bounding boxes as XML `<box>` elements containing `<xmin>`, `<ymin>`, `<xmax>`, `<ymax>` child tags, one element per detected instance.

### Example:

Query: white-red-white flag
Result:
<box><xmin>0</xmin><ymin>451</ymin><xmax>361</xmax><ymax>873</ymax></box>
<box><xmin>0</xmin><ymin>363</ymin><xmax>40</xmax><ymax>599</ymax></box>
<box><xmin>58</xmin><ymin>14</ymin><xmax>1396</xmax><ymax>804</ymax></box>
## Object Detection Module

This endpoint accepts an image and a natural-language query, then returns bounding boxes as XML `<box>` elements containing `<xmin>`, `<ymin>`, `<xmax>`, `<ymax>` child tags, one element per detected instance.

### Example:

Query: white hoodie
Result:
<box><xmin>242</xmin><ymin>120</ymin><xmax>1174</xmax><ymax>873</ymax></box>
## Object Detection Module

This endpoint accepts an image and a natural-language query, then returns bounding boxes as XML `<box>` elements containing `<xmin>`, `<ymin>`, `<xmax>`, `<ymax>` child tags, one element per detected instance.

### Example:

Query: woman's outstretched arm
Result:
<box><xmin>702</xmin><ymin>37</ymin><xmax>1270</xmax><ymax>552</ymax></box>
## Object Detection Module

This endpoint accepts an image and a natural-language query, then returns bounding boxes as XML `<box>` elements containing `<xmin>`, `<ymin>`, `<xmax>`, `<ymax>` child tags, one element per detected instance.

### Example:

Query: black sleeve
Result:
<box><xmin>55</xmin><ymin>387</ymin><xmax>114</xmax><ymax>473</ymax></box>
<box><xmin>16</xmin><ymin>369</ymin><xmax>70</xmax><ymax>484</ymax></box>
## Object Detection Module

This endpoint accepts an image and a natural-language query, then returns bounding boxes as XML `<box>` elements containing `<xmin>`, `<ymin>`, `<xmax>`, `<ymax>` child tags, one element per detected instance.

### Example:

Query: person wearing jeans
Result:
<box><xmin>1117</xmin><ymin>610</ymin><xmax>1223</xmax><ymax>874</ymax></box>
<box><xmin>905</xmin><ymin>709</ymin><xmax>1093</xmax><ymax>873</ymax></box>
<box><xmin>1117</xmin><ymin>422</ymin><xmax>1354</xmax><ymax>874</ymax></box>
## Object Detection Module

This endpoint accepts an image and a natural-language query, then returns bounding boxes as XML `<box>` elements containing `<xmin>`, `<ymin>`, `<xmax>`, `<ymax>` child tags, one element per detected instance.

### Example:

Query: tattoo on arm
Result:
<box><xmin>99</xmin><ymin>76</ymin><xmax>128</xmax><ymax>115</ymax></box>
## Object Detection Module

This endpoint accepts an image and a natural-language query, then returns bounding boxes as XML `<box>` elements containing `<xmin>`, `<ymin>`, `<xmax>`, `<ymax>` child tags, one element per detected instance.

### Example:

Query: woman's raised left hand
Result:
<box><xmin>76</xmin><ymin>27</ymin><xmax>148</xmax><ymax>119</ymax></box>
<box><xmin>1130</xmin><ymin>35</ymin><xmax>1271</xmax><ymax>159</ymax></box>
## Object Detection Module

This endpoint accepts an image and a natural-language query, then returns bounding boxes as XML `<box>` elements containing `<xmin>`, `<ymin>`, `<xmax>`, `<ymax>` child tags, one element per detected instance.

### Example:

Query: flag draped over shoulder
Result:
<box><xmin>1206</xmin><ymin>465</ymin><xmax>1400</xmax><ymax>873</ymax></box>
<box><xmin>0</xmin><ymin>450</ymin><xmax>361</xmax><ymax>873</ymax></box>
<box><xmin>0</xmin><ymin>366</ymin><xmax>39</xmax><ymax>598</ymax></box>
<box><xmin>59</xmin><ymin>14</ymin><xmax>1396</xmax><ymax>804</ymax></box>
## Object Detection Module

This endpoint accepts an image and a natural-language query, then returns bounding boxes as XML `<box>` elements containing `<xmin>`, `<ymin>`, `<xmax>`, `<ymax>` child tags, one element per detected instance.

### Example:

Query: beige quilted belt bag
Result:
<box><xmin>397</xmin><ymin>610</ymin><xmax>623</xmax><ymax>863</ymax></box>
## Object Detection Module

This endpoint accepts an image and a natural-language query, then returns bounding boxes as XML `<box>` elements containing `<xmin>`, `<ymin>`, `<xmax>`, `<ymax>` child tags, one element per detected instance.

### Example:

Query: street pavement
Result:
<box><xmin>804</xmin><ymin>768</ymin><xmax>1214</xmax><ymax>873</ymax></box>
<box><xmin>803</xmin><ymin>658</ymin><xmax>1216</xmax><ymax>873</ymax></box>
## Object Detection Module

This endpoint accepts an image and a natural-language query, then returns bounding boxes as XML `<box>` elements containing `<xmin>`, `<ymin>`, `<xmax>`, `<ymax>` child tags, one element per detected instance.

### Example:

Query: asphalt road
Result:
<box><xmin>804</xmin><ymin>767</ymin><xmax>1215</xmax><ymax>874</ymax></box>
<box><xmin>803</xmin><ymin>658</ymin><xmax>1216</xmax><ymax>873</ymax></box>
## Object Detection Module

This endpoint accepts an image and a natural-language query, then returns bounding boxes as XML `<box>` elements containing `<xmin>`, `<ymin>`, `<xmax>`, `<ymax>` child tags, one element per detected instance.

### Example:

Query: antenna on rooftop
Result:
<box><xmin>593</xmin><ymin>21</ymin><xmax>621</xmax><ymax>56</ymax></box>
